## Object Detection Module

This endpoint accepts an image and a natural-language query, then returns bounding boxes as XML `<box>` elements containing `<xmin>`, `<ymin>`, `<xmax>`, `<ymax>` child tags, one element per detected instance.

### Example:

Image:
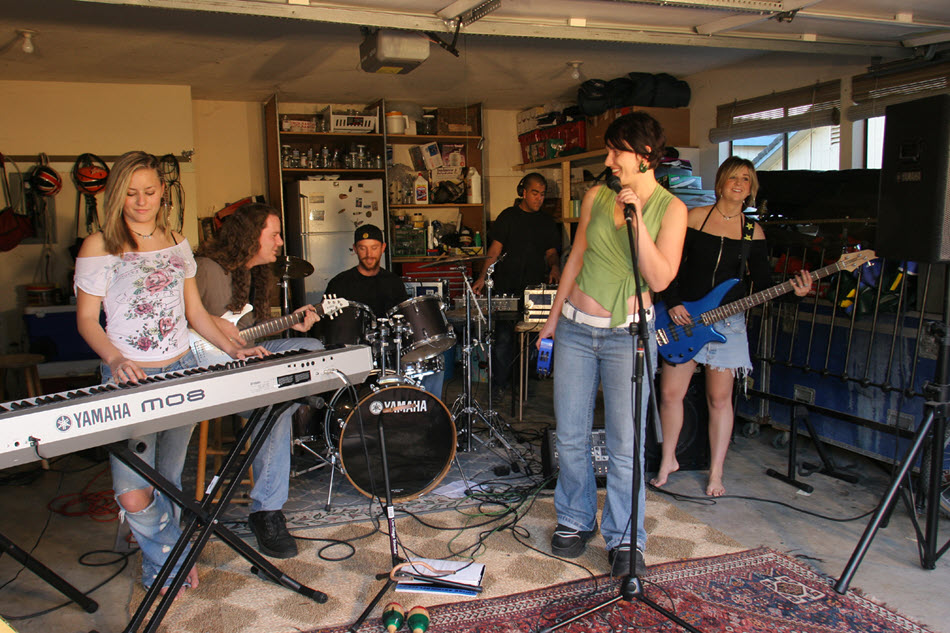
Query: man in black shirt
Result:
<box><xmin>326</xmin><ymin>224</ymin><xmax>408</xmax><ymax>317</ymax></box>
<box><xmin>473</xmin><ymin>173</ymin><xmax>561</xmax><ymax>398</ymax></box>
<box><xmin>325</xmin><ymin>225</ymin><xmax>444</xmax><ymax>397</ymax></box>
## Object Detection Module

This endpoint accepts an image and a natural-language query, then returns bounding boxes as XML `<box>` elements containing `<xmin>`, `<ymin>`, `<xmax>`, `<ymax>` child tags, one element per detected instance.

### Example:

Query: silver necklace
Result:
<box><xmin>130</xmin><ymin>226</ymin><xmax>157</xmax><ymax>239</ymax></box>
<box><xmin>714</xmin><ymin>203</ymin><xmax>742</xmax><ymax>221</ymax></box>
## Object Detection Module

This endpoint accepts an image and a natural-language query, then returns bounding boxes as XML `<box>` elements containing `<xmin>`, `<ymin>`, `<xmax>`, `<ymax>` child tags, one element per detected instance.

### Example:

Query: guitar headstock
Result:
<box><xmin>838</xmin><ymin>249</ymin><xmax>877</xmax><ymax>272</ymax></box>
<box><xmin>321</xmin><ymin>294</ymin><xmax>349</xmax><ymax>319</ymax></box>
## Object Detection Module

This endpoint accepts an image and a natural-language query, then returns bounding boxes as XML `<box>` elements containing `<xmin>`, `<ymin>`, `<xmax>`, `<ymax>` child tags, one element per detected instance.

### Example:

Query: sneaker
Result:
<box><xmin>550</xmin><ymin>524</ymin><xmax>596</xmax><ymax>558</ymax></box>
<box><xmin>248</xmin><ymin>510</ymin><xmax>298</xmax><ymax>558</ymax></box>
<box><xmin>608</xmin><ymin>544</ymin><xmax>646</xmax><ymax>577</ymax></box>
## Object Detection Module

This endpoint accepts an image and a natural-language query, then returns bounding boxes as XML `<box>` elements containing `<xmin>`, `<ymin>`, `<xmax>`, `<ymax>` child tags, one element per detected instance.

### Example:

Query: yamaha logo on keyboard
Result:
<box><xmin>56</xmin><ymin>402</ymin><xmax>132</xmax><ymax>431</ymax></box>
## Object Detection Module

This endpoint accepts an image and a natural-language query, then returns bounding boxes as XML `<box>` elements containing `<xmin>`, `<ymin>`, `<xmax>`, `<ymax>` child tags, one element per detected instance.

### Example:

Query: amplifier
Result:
<box><xmin>524</xmin><ymin>284</ymin><xmax>557</xmax><ymax>322</ymax></box>
<box><xmin>541</xmin><ymin>428</ymin><xmax>608</xmax><ymax>486</ymax></box>
<box><xmin>451</xmin><ymin>295</ymin><xmax>520</xmax><ymax>312</ymax></box>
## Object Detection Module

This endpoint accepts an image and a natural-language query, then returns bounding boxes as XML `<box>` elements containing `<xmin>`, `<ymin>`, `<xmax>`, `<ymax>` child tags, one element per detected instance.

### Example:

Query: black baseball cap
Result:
<box><xmin>354</xmin><ymin>224</ymin><xmax>384</xmax><ymax>244</ymax></box>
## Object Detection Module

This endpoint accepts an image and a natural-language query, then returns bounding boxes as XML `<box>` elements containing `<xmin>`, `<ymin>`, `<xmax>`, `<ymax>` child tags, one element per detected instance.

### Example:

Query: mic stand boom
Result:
<box><xmin>541</xmin><ymin>197</ymin><xmax>701</xmax><ymax>633</ymax></box>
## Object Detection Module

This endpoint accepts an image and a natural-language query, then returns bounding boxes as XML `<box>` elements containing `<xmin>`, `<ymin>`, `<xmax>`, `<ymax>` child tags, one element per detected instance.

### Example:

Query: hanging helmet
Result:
<box><xmin>72</xmin><ymin>153</ymin><xmax>109</xmax><ymax>195</ymax></box>
<box><xmin>31</xmin><ymin>155</ymin><xmax>63</xmax><ymax>197</ymax></box>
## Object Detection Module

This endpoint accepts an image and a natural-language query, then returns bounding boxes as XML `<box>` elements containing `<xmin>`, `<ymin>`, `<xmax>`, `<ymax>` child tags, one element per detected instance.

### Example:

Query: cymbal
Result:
<box><xmin>417</xmin><ymin>254</ymin><xmax>490</xmax><ymax>269</ymax></box>
<box><xmin>271</xmin><ymin>255</ymin><xmax>314</xmax><ymax>279</ymax></box>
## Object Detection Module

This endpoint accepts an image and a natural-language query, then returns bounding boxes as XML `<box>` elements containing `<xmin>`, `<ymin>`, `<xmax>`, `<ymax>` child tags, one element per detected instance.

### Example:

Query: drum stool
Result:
<box><xmin>0</xmin><ymin>353</ymin><xmax>45</xmax><ymax>401</ymax></box>
<box><xmin>195</xmin><ymin>415</ymin><xmax>255</xmax><ymax>502</ymax></box>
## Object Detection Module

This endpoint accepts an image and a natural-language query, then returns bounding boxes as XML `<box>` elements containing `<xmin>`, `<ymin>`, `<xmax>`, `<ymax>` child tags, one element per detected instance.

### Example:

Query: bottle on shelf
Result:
<box><xmin>414</xmin><ymin>173</ymin><xmax>429</xmax><ymax>204</ymax></box>
<box><xmin>465</xmin><ymin>167</ymin><xmax>482</xmax><ymax>204</ymax></box>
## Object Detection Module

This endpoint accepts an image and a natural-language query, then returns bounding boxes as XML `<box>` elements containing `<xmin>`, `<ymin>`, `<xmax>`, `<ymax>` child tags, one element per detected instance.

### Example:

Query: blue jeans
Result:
<box><xmin>104</xmin><ymin>351</ymin><xmax>198</xmax><ymax>589</ymax></box>
<box><xmin>244</xmin><ymin>336</ymin><xmax>324</xmax><ymax>513</ymax></box>
<box><xmin>552</xmin><ymin>315</ymin><xmax>656</xmax><ymax>552</ymax></box>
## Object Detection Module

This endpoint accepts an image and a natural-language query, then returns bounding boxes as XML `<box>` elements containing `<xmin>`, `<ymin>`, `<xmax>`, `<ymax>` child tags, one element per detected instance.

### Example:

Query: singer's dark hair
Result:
<box><xmin>714</xmin><ymin>156</ymin><xmax>758</xmax><ymax>208</ymax></box>
<box><xmin>604</xmin><ymin>112</ymin><xmax>666</xmax><ymax>170</ymax></box>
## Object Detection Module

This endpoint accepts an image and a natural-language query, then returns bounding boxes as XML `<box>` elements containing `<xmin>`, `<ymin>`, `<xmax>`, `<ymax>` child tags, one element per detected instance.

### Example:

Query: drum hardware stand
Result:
<box><xmin>835</xmin><ymin>280</ymin><xmax>950</xmax><ymax>593</ymax></box>
<box><xmin>542</xmin><ymin>183</ymin><xmax>701</xmax><ymax>633</ymax></box>
<box><xmin>115</xmin><ymin>404</ymin><xmax>329</xmax><ymax>633</ymax></box>
<box><xmin>450</xmin><ymin>263</ymin><xmax>528</xmax><ymax>472</ymax></box>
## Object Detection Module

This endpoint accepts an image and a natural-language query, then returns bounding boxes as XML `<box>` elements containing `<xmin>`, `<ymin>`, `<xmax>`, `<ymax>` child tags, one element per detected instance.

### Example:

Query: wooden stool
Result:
<box><xmin>0</xmin><ymin>353</ymin><xmax>45</xmax><ymax>401</ymax></box>
<box><xmin>195</xmin><ymin>415</ymin><xmax>255</xmax><ymax>502</ymax></box>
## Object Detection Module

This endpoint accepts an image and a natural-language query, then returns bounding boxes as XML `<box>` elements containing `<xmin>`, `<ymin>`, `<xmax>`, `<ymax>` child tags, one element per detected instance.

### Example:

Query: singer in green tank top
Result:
<box><xmin>575</xmin><ymin>184</ymin><xmax>674</xmax><ymax>327</ymax></box>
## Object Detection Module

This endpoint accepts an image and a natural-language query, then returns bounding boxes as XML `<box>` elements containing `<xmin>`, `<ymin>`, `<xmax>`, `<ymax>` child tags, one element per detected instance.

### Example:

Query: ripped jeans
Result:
<box><xmin>104</xmin><ymin>352</ymin><xmax>197</xmax><ymax>589</ymax></box>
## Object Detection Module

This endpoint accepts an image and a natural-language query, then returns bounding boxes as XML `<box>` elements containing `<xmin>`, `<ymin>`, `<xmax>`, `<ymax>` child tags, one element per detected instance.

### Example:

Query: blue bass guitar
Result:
<box><xmin>654</xmin><ymin>250</ymin><xmax>876</xmax><ymax>364</ymax></box>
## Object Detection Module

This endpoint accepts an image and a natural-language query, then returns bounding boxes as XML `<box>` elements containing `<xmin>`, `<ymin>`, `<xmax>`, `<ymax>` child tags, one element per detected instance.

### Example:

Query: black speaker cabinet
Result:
<box><xmin>644</xmin><ymin>369</ymin><xmax>710</xmax><ymax>473</ymax></box>
<box><xmin>876</xmin><ymin>94</ymin><xmax>950</xmax><ymax>263</ymax></box>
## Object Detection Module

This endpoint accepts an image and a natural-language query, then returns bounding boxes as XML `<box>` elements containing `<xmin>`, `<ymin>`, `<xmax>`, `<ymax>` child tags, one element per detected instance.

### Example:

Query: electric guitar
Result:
<box><xmin>654</xmin><ymin>250</ymin><xmax>876</xmax><ymax>364</ymax></box>
<box><xmin>189</xmin><ymin>296</ymin><xmax>348</xmax><ymax>367</ymax></box>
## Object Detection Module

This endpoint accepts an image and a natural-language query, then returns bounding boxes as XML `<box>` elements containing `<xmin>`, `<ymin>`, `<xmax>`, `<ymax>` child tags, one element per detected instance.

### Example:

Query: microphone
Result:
<box><xmin>605</xmin><ymin>175</ymin><xmax>637</xmax><ymax>219</ymax></box>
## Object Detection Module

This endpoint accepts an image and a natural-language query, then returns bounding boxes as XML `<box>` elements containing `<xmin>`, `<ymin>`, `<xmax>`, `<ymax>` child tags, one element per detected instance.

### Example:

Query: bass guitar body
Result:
<box><xmin>654</xmin><ymin>279</ymin><xmax>741</xmax><ymax>364</ymax></box>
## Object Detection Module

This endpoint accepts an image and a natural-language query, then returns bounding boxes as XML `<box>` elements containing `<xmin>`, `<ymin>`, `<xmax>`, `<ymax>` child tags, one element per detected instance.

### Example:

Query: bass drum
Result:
<box><xmin>332</xmin><ymin>385</ymin><xmax>456</xmax><ymax>502</ymax></box>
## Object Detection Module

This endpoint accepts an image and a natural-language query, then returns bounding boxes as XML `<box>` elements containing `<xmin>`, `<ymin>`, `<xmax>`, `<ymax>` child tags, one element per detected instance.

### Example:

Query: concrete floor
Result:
<box><xmin>1</xmin><ymin>375</ymin><xmax>948</xmax><ymax>633</ymax></box>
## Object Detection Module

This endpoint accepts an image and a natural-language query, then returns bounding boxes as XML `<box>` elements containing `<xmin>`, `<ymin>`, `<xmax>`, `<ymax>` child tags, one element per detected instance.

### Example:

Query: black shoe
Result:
<box><xmin>608</xmin><ymin>545</ymin><xmax>646</xmax><ymax>577</ymax></box>
<box><xmin>551</xmin><ymin>524</ymin><xmax>596</xmax><ymax>558</ymax></box>
<box><xmin>248</xmin><ymin>510</ymin><xmax>298</xmax><ymax>558</ymax></box>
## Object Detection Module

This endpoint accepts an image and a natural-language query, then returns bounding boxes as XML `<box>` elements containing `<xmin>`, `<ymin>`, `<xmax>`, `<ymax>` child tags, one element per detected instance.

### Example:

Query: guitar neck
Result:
<box><xmin>239</xmin><ymin>311</ymin><xmax>306</xmax><ymax>342</ymax></box>
<box><xmin>702</xmin><ymin>260</ymin><xmax>843</xmax><ymax>324</ymax></box>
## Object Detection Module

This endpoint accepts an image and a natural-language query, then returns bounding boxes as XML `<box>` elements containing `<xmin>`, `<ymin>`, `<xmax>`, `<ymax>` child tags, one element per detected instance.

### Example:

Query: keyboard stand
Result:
<box><xmin>113</xmin><ymin>403</ymin><xmax>328</xmax><ymax>633</ymax></box>
<box><xmin>0</xmin><ymin>531</ymin><xmax>99</xmax><ymax>614</ymax></box>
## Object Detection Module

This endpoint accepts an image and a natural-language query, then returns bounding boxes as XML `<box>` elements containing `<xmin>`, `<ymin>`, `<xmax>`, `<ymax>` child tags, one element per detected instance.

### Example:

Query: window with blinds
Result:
<box><xmin>709</xmin><ymin>80</ymin><xmax>841</xmax><ymax>143</ymax></box>
<box><xmin>848</xmin><ymin>61</ymin><xmax>950</xmax><ymax>121</ymax></box>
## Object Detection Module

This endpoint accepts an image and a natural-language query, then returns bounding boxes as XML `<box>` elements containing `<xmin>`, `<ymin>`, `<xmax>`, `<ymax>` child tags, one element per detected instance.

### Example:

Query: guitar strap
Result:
<box><xmin>738</xmin><ymin>216</ymin><xmax>755</xmax><ymax>283</ymax></box>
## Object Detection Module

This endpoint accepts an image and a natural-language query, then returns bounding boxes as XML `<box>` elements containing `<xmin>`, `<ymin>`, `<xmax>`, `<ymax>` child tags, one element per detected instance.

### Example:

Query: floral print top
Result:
<box><xmin>74</xmin><ymin>240</ymin><xmax>197</xmax><ymax>362</ymax></box>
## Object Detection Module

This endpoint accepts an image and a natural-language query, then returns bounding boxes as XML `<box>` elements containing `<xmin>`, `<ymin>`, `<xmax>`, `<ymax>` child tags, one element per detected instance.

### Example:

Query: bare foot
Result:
<box><xmin>705</xmin><ymin>477</ymin><xmax>725</xmax><ymax>497</ymax></box>
<box><xmin>650</xmin><ymin>458</ymin><xmax>679</xmax><ymax>487</ymax></box>
<box><xmin>158</xmin><ymin>566</ymin><xmax>199</xmax><ymax>598</ymax></box>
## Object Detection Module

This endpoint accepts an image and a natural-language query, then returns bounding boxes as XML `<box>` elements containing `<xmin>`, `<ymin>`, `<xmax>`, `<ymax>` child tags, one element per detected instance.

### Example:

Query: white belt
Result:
<box><xmin>561</xmin><ymin>301</ymin><xmax>653</xmax><ymax>329</ymax></box>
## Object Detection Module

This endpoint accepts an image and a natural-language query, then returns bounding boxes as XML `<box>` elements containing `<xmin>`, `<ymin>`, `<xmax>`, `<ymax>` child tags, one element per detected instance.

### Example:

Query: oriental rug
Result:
<box><xmin>312</xmin><ymin>547</ymin><xmax>937</xmax><ymax>633</ymax></box>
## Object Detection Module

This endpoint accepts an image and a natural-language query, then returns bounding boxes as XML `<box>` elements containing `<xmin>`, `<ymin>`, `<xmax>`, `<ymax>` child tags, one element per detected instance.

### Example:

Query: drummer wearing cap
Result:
<box><xmin>325</xmin><ymin>224</ymin><xmax>445</xmax><ymax>398</ymax></box>
<box><xmin>194</xmin><ymin>202</ymin><xmax>324</xmax><ymax>560</ymax></box>
<box><xmin>326</xmin><ymin>224</ymin><xmax>410</xmax><ymax>317</ymax></box>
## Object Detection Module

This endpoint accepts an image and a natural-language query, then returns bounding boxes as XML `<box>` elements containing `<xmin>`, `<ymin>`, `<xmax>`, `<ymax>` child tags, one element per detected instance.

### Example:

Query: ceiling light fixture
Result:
<box><xmin>567</xmin><ymin>61</ymin><xmax>583</xmax><ymax>81</ymax></box>
<box><xmin>17</xmin><ymin>29</ymin><xmax>36</xmax><ymax>55</ymax></box>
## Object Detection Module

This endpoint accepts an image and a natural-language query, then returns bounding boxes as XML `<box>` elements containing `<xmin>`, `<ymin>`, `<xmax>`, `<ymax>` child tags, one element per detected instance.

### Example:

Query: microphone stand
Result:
<box><xmin>541</xmin><ymin>198</ymin><xmax>701</xmax><ymax>633</ymax></box>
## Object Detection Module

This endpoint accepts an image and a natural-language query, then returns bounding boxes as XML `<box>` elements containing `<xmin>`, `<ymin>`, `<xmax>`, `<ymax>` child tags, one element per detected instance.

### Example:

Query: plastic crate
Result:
<box><xmin>318</xmin><ymin>105</ymin><xmax>378</xmax><ymax>133</ymax></box>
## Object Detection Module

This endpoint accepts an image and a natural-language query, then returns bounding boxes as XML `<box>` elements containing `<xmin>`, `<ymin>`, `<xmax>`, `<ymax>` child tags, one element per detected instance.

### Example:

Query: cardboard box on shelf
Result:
<box><xmin>409</xmin><ymin>142</ymin><xmax>444</xmax><ymax>171</ymax></box>
<box><xmin>586</xmin><ymin>106</ymin><xmax>690</xmax><ymax>150</ymax></box>
<box><xmin>441</xmin><ymin>143</ymin><xmax>466</xmax><ymax>167</ymax></box>
<box><xmin>437</xmin><ymin>105</ymin><xmax>481</xmax><ymax>135</ymax></box>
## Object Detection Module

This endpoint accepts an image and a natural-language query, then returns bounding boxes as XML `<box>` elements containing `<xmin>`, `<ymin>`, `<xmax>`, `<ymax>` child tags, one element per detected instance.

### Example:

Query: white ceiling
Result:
<box><xmin>0</xmin><ymin>0</ymin><xmax>948</xmax><ymax>109</ymax></box>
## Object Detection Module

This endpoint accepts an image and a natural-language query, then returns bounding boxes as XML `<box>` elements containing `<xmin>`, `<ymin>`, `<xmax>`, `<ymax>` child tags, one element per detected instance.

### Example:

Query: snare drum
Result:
<box><xmin>387</xmin><ymin>295</ymin><xmax>455</xmax><ymax>363</ymax></box>
<box><xmin>325</xmin><ymin>384</ymin><xmax>456</xmax><ymax>502</ymax></box>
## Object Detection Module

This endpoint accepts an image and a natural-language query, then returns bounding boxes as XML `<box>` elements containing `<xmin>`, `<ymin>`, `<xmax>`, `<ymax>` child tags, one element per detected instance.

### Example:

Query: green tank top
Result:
<box><xmin>575</xmin><ymin>184</ymin><xmax>673</xmax><ymax>327</ymax></box>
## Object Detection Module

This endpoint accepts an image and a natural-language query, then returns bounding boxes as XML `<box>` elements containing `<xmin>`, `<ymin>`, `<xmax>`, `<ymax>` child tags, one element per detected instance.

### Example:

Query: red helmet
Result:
<box><xmin>72</xmin><ymin>153</ymin><xmax>109</xmax><ymax>195</ymax></box>
<box><xmin>31</xmin><ymin>154</ymin><xmax>63</xmax><ymax>197</ymax></box>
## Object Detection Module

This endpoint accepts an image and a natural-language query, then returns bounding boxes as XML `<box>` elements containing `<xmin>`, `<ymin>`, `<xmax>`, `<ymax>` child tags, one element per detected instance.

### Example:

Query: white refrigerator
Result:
<box><xmin>283</xmin><ymin>179</ymin><xmax>385</xmax><ymax>306</ymax></box>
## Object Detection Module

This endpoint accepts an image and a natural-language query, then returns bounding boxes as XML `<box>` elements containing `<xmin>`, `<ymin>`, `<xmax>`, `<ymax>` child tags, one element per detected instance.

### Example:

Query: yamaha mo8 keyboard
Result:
<box><xmin>0</xmin><ymin>345</ymin><xmax>373</xmax><ymax>470</ymax></box>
